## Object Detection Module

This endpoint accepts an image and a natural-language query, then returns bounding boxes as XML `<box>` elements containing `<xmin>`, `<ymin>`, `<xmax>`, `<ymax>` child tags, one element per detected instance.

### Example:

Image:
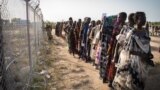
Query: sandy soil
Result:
<box><xmin>44</xmin><ymin>34</ymin><xmax>110</xmax><ymax>90</ymax></box>
<box><xmin>145</xmin><ymin>36</ymin><xmax>160</xmax><ymax>90</ymax></box>
<box><xmin>150</xmin><ymin>36</ymin><xmax>160</xmax><ymax>62</ymax></box>
<box><xmin>40</xmin><ymin>31</ymin><xmax>160</xmax><ymax>90</ymax></box>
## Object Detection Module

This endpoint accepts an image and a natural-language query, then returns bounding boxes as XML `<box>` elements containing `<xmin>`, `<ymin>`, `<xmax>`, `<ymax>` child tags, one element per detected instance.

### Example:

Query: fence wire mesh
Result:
<box><xmin>0</xmin><ymin>0</ymin><xmax>45</xmax><ymax>90</ymax></box>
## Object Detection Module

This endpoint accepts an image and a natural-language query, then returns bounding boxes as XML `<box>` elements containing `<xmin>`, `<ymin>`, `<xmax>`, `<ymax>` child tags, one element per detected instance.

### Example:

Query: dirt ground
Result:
<box><xmin>145</xmin><ymin>36</ymin><xmax>160</xmax><ymax>90</ymax></box>
<box><xmin>150</xmin><ymin>36</ymin><xmax>160</xmax><ymax>63</ymax></box>
<box><xmin>39</xmin><ymin>31</ymin><xmax>160</xmax><ymax>90</ymax></box>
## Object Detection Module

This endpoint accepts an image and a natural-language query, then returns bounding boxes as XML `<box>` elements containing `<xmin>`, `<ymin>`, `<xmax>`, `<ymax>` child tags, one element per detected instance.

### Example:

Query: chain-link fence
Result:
<box><xmin>0</xmin><ymin>0</ymin><xmax>45</xmax><ymax>90</ymax></box>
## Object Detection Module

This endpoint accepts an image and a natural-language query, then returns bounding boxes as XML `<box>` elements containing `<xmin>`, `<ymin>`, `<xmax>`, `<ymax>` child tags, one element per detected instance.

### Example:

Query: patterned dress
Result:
<box><xmin>94</xmin><ymin>31</ymin><xmax>101</xmax><ymax>65</ymax></box>
<box><xmin>107</xmin><ymin>21</ymin><xmax>123</xmax><ymax>83</ymax></box>
<box><xmin>90</xmin><ymin>25</ymin><xmax>101</xmax><ymax>61</ymax></box>
<box><xmin>99</xmin><ymin>16</ymin><xmax>116</xmax><ymax>82</ymax></box>
<box><xmin>112</xmin><ymin>28</ymin><xmax>154</xmax><ymax>90</ymax></box>
<box><xmin>75</xmin><ymin>22</ymin><xmax>81</xmax><ymax>52</ymax></box>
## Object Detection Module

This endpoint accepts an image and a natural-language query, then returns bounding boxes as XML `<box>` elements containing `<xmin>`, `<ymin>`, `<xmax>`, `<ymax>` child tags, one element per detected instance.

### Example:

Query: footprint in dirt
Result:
<box><xmin>71</xmin><ymin>79</ymin><xmax>90</xmax><ymax>87</ymax></box>
<box><xmin>71</xmin><ymin>68</ymin><xmax>85</xmax><ymax>73</ymax></box>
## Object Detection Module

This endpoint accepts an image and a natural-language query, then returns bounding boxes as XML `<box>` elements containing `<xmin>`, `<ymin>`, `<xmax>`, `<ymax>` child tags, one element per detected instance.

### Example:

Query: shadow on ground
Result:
<box><xmin>151</xmin><ymin>45</ymin><xmax>158</xmax><ymax>51</ymax></box>
<box><xmin>145</xmin><ymin>64</ymin><xmax>160</xmax><ymax>90</ymax></box>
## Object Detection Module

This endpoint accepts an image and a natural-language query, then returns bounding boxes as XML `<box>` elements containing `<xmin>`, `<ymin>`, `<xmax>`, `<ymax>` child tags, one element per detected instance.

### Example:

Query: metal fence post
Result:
<box><xmin>25</xmin><ymin>0</ymin><xmax>32</xmax><ymax>89</ymax></box>
<box><xmin>34</xmin><ymin>4</ymin><xmax>39</xmax><ymax>58</ymax></box>
<box><xmin>0</xmin><ymin>5</ymin><xmax>6</xmax><ymax>90</ymax></box>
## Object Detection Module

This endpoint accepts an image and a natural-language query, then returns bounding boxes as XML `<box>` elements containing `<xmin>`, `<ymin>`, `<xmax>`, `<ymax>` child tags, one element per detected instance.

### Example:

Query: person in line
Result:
<box><xmin>99</xmin><ymin>15</ymin><xmax>117</xmax><ymax>83</ymax></box>
<box><xmin>79</xmin><ymin>17</ymin><xmax>91</xmax><ymax>61</ymax></box>
<box><xmin>79</xmin><ymin>18</ymin><xmax>86</xmax><ymax>59</ymax></box>
<box><xmin>46</xmin><ymin>24</ymin><xmax>53</xmax><ymax>40</ymax></box>
<box><xmin>55</xmin><ymin>22</ymin><xmax>60</xmax><ymax>36</ymax></box>
<box><xmin>64</xmin><ymin>17</ymin><xmax>74</xmax><ymax>53</ymax></box>
<box><xmin>75</xmin><ymin>19</ymin><xmax>82</xmax><ymax>54</ymax></box>
<box><xmin>113</xmin><ymin>12</ymin><xmax>154</xmax><ymax>90</ymax></box>
<box><xmin>86</xmin><ymin>20</ymin><xmax>96</xmax><ymax>62</ymax></box>
<box><xmin>107</xmin><ymin>12</ymin><xmax>127</xmax><ymax>86</ymax></box>
<box><xmin>68</xmin><ymin>21</ymin><xmax>77</xmax><ymax>56</ymax></box>
<box><xmin>90</xmin><ymin>20</ymin><xmax>101</xmax><ymax>66</ymax></box>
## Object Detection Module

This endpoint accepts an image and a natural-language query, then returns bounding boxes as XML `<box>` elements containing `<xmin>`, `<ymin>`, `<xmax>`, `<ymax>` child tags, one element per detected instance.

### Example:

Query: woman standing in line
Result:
<box><xmin>112</xmin><ymin>12</ymin><xmax>154</xmax><ymax>90</ymax></box>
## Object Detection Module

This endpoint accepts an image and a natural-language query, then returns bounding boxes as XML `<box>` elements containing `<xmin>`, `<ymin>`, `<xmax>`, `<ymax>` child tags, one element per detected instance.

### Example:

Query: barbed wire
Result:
<box><xmin>0</xmin><ymin>0</ymin><xmax>8</xmax><ymax>6</ymax></box>
<box><xmin>1</xmin><ymin>6</ymin><xmax>9</xmax><ymax>19</ymax></box>
<box><xmin>0</xmin><ymin>0</ymin><xmax>44</xmax><ymax>90</ymax></box>
<box><xmin>0</xmin><ymin>0</ymin><xmax>9</xmax><ymax>19</ymax></box>
<box><xmin>0</xmin><ymin>0</ymin><xmax>9</xmax><ymax>90</ymax></box>
<box><xmin>29</xmin><ymin>0</ymin><xmax>40</xmax><ymax>9</ymax></box>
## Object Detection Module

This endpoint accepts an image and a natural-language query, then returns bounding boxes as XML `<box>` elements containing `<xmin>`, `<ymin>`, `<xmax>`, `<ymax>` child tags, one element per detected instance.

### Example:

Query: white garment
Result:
<box><xmin>113</xmin><ymin>28</ymin><xmax>150</xmax><ymax>90</ymax></box>
<box><xmin>92</xmin><ymin>31</ymin><xmax>100</xmax><ymax>45</ymax></box>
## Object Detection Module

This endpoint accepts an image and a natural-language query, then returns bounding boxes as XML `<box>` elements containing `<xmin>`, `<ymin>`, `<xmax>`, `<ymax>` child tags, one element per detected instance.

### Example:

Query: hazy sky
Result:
<box><xmin>40</xmin><ymin>0</ymin><xmax>160</xmax><ymax>22</ymax></box>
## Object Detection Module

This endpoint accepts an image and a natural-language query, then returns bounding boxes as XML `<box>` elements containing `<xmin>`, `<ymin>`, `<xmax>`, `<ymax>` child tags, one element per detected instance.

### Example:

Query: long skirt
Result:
<box><xmin>95</xmin><ymin>43</ymin><xmax>101</xmax><ymax>65</ymax></box>
<box><xmin>112</xmin><ymin>50</ymin><xmax>149</xmax><ymax>90</ymax></box>
<box><xmin>90</xmin><ymin>44</ymin><xmax>96</xmax><ymax>61</ymax></box>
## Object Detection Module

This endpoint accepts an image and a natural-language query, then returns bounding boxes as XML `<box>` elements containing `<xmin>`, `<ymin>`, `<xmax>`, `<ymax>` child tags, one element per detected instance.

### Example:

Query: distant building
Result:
<box><xmin>11</xmin><ymin>18</ymin><xmax>27</xmax><ymax>26</ymax></box>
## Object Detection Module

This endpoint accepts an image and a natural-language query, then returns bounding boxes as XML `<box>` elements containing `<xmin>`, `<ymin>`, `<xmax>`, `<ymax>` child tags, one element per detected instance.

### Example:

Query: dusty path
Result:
<box><xmin>45</xmin><ymin>34</ymin><xmax>110</xmax><ymax>90</ymax></box>
<box><xmin>41</xmin><ymin>31</ymin><xmax>160</xmax><ymax>90</ymax></box>
<box><xmin>144</xmin><ymin>36</ymin><xmax>160</xmax><ymax>90</ymax></box>
<box><xmin>150</xmin><ymin>36</ymin><xmax>160</xmax><ymax>62</ymax></box>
